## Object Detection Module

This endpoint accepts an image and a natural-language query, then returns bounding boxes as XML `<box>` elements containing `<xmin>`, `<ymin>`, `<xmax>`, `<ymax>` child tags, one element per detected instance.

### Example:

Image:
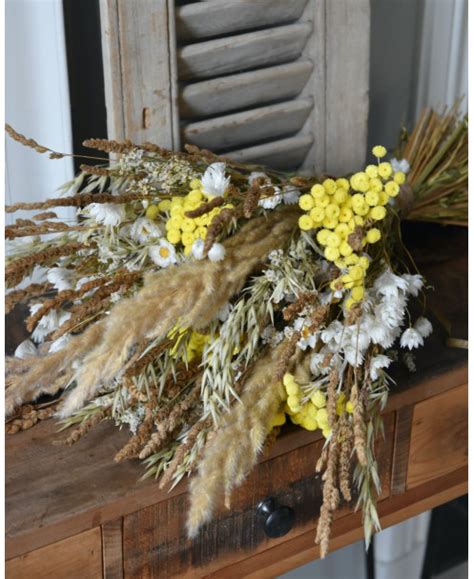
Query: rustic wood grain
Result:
<box><xmin>102</xmin><ymin>519</ymin><xmax>124</xmax><ymax>579</ymax></box>
<box><xmin>213</xmin><ymin>467</ymin><xmax>467</xmax><ymax>579</ymax></box>
<box><xmin>179</xmin><ymin>61</ymin><xmax>313</xmax><ymax>120</ymax></box>
<box><xmin>176</xmin><ymin>0</ymin><xmax>309</xmax><ymax>41</ymax></box>
<box><xmin>227</xmin><ymin>135</ymin><xmax>314</xmax><ymax>170</ymax></box>
<box><xmin>183</xmin><ymin>99</ymin><xmax>313</xmax><ymax>151</ymax></box>
<box><xmin>6</xmin><ymin>528</ymin><xmax>102</xmax><ymax>579</ymax></box>
<box><xmin>99</xmin><ymin>0</ymin><xmax>180</xmax><ymax>147</ymax></box>
<box><xmin>325</xmin><ymin>0</ymin><xmax>371</xmax><ymax>174</ymax></box>
<box><xmin>407</xmin><ymin>383</ymin><xmax>468</xmax><ymax>488</ymax></box>
<box><xmin>391</xmin><ymin>406</ymin><xmax>414</xmax><ymax>494</ymax></box>
<box><xmin>178</xmin><ymin>23</ymin><xmax>312</xmax><ymax>81</ymax></box>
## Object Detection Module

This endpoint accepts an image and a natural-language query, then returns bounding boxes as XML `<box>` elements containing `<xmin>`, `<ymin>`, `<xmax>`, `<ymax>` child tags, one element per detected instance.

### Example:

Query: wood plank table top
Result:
<box><xmin>5</xmin><ymin>223</ymin><xmax>468</xmax><ymax>559</ymax></box>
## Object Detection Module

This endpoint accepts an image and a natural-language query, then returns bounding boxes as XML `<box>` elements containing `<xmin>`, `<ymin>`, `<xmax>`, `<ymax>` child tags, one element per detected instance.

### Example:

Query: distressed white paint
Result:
<box><xmin>5</xmin><ymin>0</ymin><xmax>74</xmax><ymax>225</ymax></box>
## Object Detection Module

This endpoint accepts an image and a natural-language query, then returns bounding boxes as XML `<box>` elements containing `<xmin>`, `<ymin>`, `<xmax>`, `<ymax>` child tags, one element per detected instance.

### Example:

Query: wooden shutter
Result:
<box><xmin>100</xmin><ymin>0</ymin><xmax>370</xmax><ymax>174</ymax></box>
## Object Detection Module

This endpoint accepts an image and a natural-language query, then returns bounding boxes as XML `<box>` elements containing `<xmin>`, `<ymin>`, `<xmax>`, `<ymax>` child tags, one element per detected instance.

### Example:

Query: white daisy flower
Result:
<box><xmin>390</xmin><ymin>158</ymin><xmax>410</xmax><ymax>173</ymax></box>
<box><xmin>414</xmin><ymin>316</ymin><xmax>433</xmax><ymax>338</ymax></box>
<box><xmin>149</xmin><ymin>239</ymin><xmax>177</xmax><ymax>268</ymax></box>
<box><xmin>401</xmin><ymin>273</ymin><xmax>424</xmax><ymax>296</ymax></box>
<box><xmin>201</xmin><ymin>163</ymin><xmax>230</xmax><ymax>198</ymax></box>
<box><xmin>369</xmin><ymin>355</ymin><xmax>392</xmax><ymax>380</ymax></box>
<box><xmin>47</xmin><ymin>267</ymin><xmax>72</xmax><ymax>292</ymax></box>
<box><xmin>130</xmin><ymin>218</ymin><xmax>162</xmax><ymax>244</ymax></box>
<box><xmin>208</xmin><ymin>242</ymin><xmax>226</xmax><ymax>262</ymax></box>
<box><xmin>88</xmin><ymin>202</ymin><xmax>127</xmax><ymax>226</ymax></box>
<box><xmin>400</xmin><ymin>327</ymin><xmax>424</xmax><ymax>350</ymax></box>
<box><xmin>14</xmin><ymin>339</ymin><xmax>38</xmax><ymax>359</ymax></box>
<box><xmin>294</xmin><ymin>317</ymin><xmax>318</xmax><ymax>350</ymax></box>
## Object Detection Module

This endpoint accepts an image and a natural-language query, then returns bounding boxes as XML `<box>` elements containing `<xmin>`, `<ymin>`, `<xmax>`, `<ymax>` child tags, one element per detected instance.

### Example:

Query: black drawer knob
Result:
<box><xmin>256</xmin><ymin>497</ymin><xmax>295</xmax><ymax>538</ymax></box>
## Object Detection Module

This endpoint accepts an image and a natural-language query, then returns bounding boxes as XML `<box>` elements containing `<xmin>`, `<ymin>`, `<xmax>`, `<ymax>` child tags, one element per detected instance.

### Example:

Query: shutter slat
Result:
<box><xmin>226</xmin><ymin>134</ymin><xmax>313</xmax><ymax>170</ymax></box>
<box><xmin>178</xmin><ymin>22</ymin><xmax>312</xmax><ymax>80</ymax></box>
<box><xmin>183</xmin><ymin>99</ymin><xmax>313</xmax><ymax>151</ymax></box>
<box><xmin>180</xmin><ymin>61</ymin><xmax>313</xmax><ymax>119</ymax></box>
<box><xmin>176</xmin><ymin>0</ymin><xmax>308</xmax><ymax>41</ymax></box>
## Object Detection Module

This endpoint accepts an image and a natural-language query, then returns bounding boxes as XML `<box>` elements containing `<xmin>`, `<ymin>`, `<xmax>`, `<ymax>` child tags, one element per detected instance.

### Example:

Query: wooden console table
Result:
<box><xmin>6</xmin><ymin>225</ymin><xmax>467</xmax><ymax>578</ymax></box>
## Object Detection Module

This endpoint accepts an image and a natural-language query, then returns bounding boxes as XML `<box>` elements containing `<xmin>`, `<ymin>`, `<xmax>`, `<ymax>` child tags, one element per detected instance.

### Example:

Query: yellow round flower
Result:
<box><xmin>353</xmin><ymin>202</ymin><xmax>370</xmax><ymax>217</ymax></box>
<box><xmin>378</xmin><ymin>162</ymin><xmax>393</xmax><ymax>179</ymax></box>
<box><xmin>372</xmin><ymin>145</ymin><xmax>387</xmax><ymax>158</ymax></box>
<box><xmin>378</xmin><ymin>191</ymin><xmax>389</xmax><ymax>205</ymax></box>
<box><xmin>326</xmin><ymin>232</ymin><xmax>341</xmax><ymax>248</ymax></box>
<box><xmin>181</xmin><ymin>217</ymin><xmax>196</xmax><ymax>232</ymax></box>
<box><xmin>339</xmin><ymin>241</ymin><xmax>353</xmax><ymax>257</ymax></box>
<box><xmin>183</xmin><ymin>245</ymin><xmax>192</xmax><ymax>256</ymax></box>
<box><xmin>318</xmin><ymin>194</ymin><xmax>330</xmax><ymax>208</ymax></box>
<box><xmin>394</xmin><ymin>171</ymin><xmax>406</xmax><ymax>185</ymax></box>
<box><xmin>336</xmin><ymin>178</ymin><xmax>350</xmax><ymax>191</ymax></box>
<box><xmin>322</xmin><ymin>217</ymin><xmax>338</xmax><ymax>229</ymax></box>
<box><xmin>354</xmin><ymin>215</ymin><xmax>364</xmax><ymax>226</ymax></box>
<box><xmin>157</xmin><ymin>199</ymin><xmax>172</xmax><ymax>212</ymax></box>
<box><xmin>325</xmin><ymin>203</ymin><xmax>340</xmax><ymax>220</ymax></box>
<box><xmin>311</xmin><ymin>391</ymin><xmax>326</xmax><ymax>408</ymax></box>
<box><xmin>298</xmin><ymin>215</ymin><xmax>314</xmax><ymax>231</ymax></box>
<box><xmin>359</xmin><ymin>256</ymin><xmax>370</xmax><ymax>269</ymax></box>
<box><xmin>316</xmin><ymin>408</ymin><xmax>328</xmax><ymax>425</ymax></box>
<box><xmin>341</xmin><ymin>274</ymin><xmax>355</xmax><ymax>288</ymax></box>
<box><xmin>170</xmin><ymin>196</ymin><xmax>184</xmax><ymax>207</ymax></box>
<box><xmin>385</xmin><ymin>181</ymin><xmax>400</xmax><ymax>197</ymax></box>
<box><xmin>190</xmin><ymin>178</ymin><xmax>201</xmax><ymax>189</ymax></box>
<box><xmin>369</xmin><ymin>178</ymin><xmax>383</xmax><ymax>193</ymax></box>
<box><xmin>335</xmin><ymin>223</ymin><xmax>350</xmax><ymax>238</ymax></box>
<box><xmin>166</xmin><ymin>229</ymin><xmax>181</xmax><ymax>244</ymax></box>
<box><xmin>345</xmin><ymin>254</ymin><xmax>359</xmax><ymax>266</ymax></box>
<box><xmin>365</xmin><ymin>190</ymin><xmax>380</xmax><ymax>207</ymax></box>
<box><xmin>348</xmin><ymin>265</ymin><xmax>363</xmax><ymax>281</ymax></box>
<box><xmin>298</xmin><ymin>194</ymin><xmax>315</xmax><ymax>211</ymax></box>
<box><xmin>351</xmin><ymin>285</ymin><xmax>365</xmax><ymax>301</ymax></box>
<box><xmin>283</xmin><ymin>373</ymin><xmax>295</xmax><ymax>387</ymax></box>
<box><xmin>325</xmin><ymin>246</ymin><xmax>340</xmax><ymax>261</ymax></box>
<box><xmin>168</xmin><ymin>215</ymin><xmax>183</xmax><ymax>229</ymax></box>
<box><xmin>269</xmin><ymin>412</ymin><xmax>286</xmax><ymax>429</ymax></box>
<box><xmin>316</xmin><ymin>229</ymin><xmax>331</xmax><ymax>245</ymax></box>
<box><xmin>285</xmin><ymin>382</ymin><xmax>300</xmax><ymax>396</ymax></box>
<box><xmin>310</xmin><ymin>206</ymin><xmax>325</xmax><ymax>223</ymax></box>
<box><xmin>370</xmin><ymin>206</ymin><xmax>387</xmax><ymax>221</ymax></box>
<box><xmin>344</xmin><ymin>297</ymin><xmax>356</xmax><ymax>311</ymax></box>
<box><xmin>366</xmin><ymin>228</ymin><xmax>381</xmax><ymax>244</ymax></box>
<box><xmin>323</xmin><ymin>178</ymin><xmax>337</xmax><ymax>195</ymax></box>
<box><xmin>339</xmin><ymin>207</ymin><xmax>353</xmax><ymax>223</ymax></box>
<box><xmin>197</xmin><ymin>226</ymin><xmax>208</xmax><ymax>239</ymax></box>
<box><xmin>351</xmin><ymin>193</ymin><xmax>365</xmax><ymax>208</ymax></box>
<box><xmin>181</xmin><ymin>231</ymin><xmax>195</xmax><ymax>246</ymax></box>
<box><xmin>311</xmin><ymin>183</ymin><xmax>326</xmax><ymax>199</ymax></box>
<box><xmin>350</xmin><ymin>172</ymin><xmax>370</xmax><ymax>192</ymax></box>
<box><xmin>287</xmin><ymin>395</ymin><xmax>302</xmax><ymax>413</ymax></box>
<box><xmin>365</xmin><ymin>164</ymin><xmax>379</xmax><ymax>178</ymax></box>
<box><xmin>170</xmin><ymin>205</ymin><xmax>184</xmax><ymax>217</ymax></box>
<box><xmin>145</xmin><ymin>204</ymin><xmax>160</xmax><ymax>220</ymax></box>
<box><xmin>333</xmin><ymin>188</ymin><xmax>348</xmax><ymax>205</ymax></box>
<box><xmin>188</xmin><ymin>189</ymin><xmax>203</xmax><ymax>203</ymax></box>
<box><xmin>302</xmin><ymin>417</ymin><xmax>318</xmax><ymax>431</ymax></box>
<box><xmin>345</xmin><ymin>401</ymin><xmax>354</xmax><ymax>414</ymax></box>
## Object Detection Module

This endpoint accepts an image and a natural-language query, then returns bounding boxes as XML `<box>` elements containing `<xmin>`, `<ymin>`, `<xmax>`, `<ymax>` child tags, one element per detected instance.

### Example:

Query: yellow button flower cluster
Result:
<box><xmin>281</xmin><ymin>373</ymin><xmax>353</xmax><ymax>438</ymax></box>
<box><xmin>298</xmin><ymin>146</ymin><xmax>406</xmax><ymax>309</ymax></box>
<box><xmin>147</xmin><ymin>179</ymin><xmax>233</xmax><ymax>256</ymax></box>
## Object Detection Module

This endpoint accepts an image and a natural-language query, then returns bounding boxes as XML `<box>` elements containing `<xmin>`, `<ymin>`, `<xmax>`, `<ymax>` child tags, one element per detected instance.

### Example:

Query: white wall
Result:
<box><xmin>5</xmin><ymin>0</ymin><xmax>74</xmax><ymax>225</ymax></box>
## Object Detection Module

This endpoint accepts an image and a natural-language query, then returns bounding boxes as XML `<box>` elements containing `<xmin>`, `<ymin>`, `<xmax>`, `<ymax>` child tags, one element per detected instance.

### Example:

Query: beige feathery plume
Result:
<box><xmin>5</xmin><ymin>207</ymin><xmax>299</xmax><ymax>418</ymax></box>
<box><xmin>186</xmin><ymin>342</ymin><xmax>289</xmax><ymax>539</ymax></box>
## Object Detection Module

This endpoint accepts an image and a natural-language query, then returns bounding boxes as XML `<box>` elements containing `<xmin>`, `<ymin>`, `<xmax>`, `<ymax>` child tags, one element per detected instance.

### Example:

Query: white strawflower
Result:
<box><xmin>29</xmin><ymin>306</ymin><xmax>72</xmax><ymax>343</ymax></box>
<box><xmin>191</xmin><ymin>239</ymin><xmax>205</xmax><ymax>260</ymax></box>
<box><xmin>149</xmin><ymin>239</ymin><xmax>177</xmax><ymax>268</ymax></box>
<box><xmin>400</xmin><ymin>327</ymin><xmax>424</xmax><ymax>350</ymax></box>
<box><xmin>258</xmin><ymin>192</ymin><xmax>282</xmax><ymax>209</ymax></box>
<box><xmin>208</xmin><ymin>242</ymin><xmax>226</xmax><ymax>262</ymax></box>
<box><xmin>374</xmin><ymin>269</ymin><xmax>409</xmax><ymax>297</ymax></box>
<box><xmin>369</xmin><ymin>355</ymin><xmax>392</xmax><ymax>380</ymax></box>
<box><xmin>390</xmin><ymin>158</ymin><xmax>410</xmax><ymax>173</ymax></box>
<box><xmin>414</xmin><ymin>316</ymin><xmax>433</xmax><ymax>338</ymax></box>
<box><xmin>47</xmin><ymin>267</ymin><xmax>72</xmax><ymax>292</ymax></box>
<box><xmin>282</xmin><ymin>185</ymin><xmax>301</xmax><ymax>205</ymax></box>
<box><xmin>14</xmin><ymin>339</ymin><xmax>38</xmax><ymax>359</ymax></box>
<box><xmin>402</xmin><ymin>273</ymin><xmax>424</xmax><ymax>296</ymax></box>
<box><xmin>201</xmin><ymin>163</ymin><xmax>230</xmax><ymax>198</ymax></box>
<box><xmin>88</xmin><ymin>202</ymin><xmax>126</xmax><ymax>226</ymax></box>
<box><xmin>321</xmin><ymin>321</ymin><xmax>343</xmax><ymax>344</ymax></box>
<box><xmin>294</xmin><ymin>317</ymin><xmax>318</xmax><ymax>350</ymax></box>
<box><xmin>216</xmin><ymin>302</ymin><xmax>232</xmax><ymax>322</ymax></box>
<box><xmin>49</xmin><ymin>334</ymin><xmax>71</xmax><ymax>353</ymax></box>
<box><xmin>130</xmin><ymin>218</ymin><xmax>162</xmax><ymax>244</ymax></box>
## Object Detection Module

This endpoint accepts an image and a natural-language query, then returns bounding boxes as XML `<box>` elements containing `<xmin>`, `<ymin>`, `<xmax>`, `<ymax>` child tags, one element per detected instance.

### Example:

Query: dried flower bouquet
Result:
<box><xmin>4</xmin><ymin>112</ymin><xmax>467</xmax><ymax>557</ymax></box>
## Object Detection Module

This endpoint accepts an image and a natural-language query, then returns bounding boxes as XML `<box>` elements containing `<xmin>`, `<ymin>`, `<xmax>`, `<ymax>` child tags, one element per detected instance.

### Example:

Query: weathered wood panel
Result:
<box><xmin>407</xmin><ymin>383</ymin><xmax>468</xmax><ymax>488</ymax></box>
<box><xmin>391</xmin><ymin>406</ymin><xmax>414</xmax><ymax>494</ymax></box>
<box><xmin>6</xmin><ymin>528</ymin><xmax>102</xmax><ymax>579</ymax></box>
<box><xmin>183</xmin><ymin>99</ymin><xmax>313</xmax><ymax>151</ymax></box>
<box><xmin>179</xmin><ymin>61</ymin><xmax>313</xmax><ymax>119</ymax></box>
<box><xmin>102</xmin><ymin>519</ymin><xmax>124</xmax><ymax>579</ymax></box>
<box><xmin>178</xmin><ymin>23</ymin><xmax>312</xmax><ymax>81</ymax></box>
<box><xmin>176</xmin><ymin>0</ymin><xmax>308</xmax><ymax>41</ymax></box>
<box><xmin>99</xmin><ymin>0</ymin><xmax>180</xmax><ymax>147</ymax></box>
<box><xmin>325</xmin><ymin>0</ymin><xmax>370</xmax><ymax>174</ymax></box>
<box><xmin>227</xmin><ymin>135</ymin><xmax>314</xmax><ymax>170</ymax></box>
